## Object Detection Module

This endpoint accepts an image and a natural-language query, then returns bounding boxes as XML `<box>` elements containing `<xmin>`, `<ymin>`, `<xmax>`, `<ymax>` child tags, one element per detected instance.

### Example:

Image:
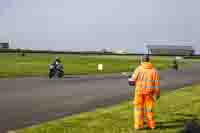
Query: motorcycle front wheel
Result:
<box><xmin>49</xmin><ymin>71</ymin><xmax>54</xmax><ymax>79</ymax></box>
<box><xmin>58</xmin><ymin>71</ymin><xmax>64</xmax><ymax>78</ymax></box>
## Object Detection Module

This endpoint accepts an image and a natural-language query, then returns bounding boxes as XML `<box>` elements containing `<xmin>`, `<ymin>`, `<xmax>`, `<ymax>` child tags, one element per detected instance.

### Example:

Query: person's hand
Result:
<box><xmin>156</xmin><ymin>95</ymin><xmax>160</xmax><ymax>100</ymax></box>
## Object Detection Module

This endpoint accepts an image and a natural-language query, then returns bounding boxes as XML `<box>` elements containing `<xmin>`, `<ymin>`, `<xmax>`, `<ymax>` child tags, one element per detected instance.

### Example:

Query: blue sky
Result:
<box><xmin>0</xmin><ymin>0</ymin><xmax>200</xmax><ymax>52</ymax></box>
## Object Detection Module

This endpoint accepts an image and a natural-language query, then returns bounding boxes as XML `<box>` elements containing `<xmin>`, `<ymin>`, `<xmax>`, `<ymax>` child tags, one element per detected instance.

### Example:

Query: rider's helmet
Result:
<box><xmin>55</xmin><ymin>56</ymin><xmax>60</xmax><ymax>60</ymax></box>
<box><xmin>55</xmin><ymin>56</ymin><xmax>61</xmax><ymax>62</ymax></box>
<box><xmin>53</xmin><ymin>56</ymin><xmax>60</xmax><ymax>65</ymax></box>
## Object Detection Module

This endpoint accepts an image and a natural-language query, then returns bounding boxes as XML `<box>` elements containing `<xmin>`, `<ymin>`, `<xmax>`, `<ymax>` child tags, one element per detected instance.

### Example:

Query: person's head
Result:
<box><xmin>55</xmin><ymin>56</ymin><xmax>60</xmax><ymax>60</ymax></box>
<box><xmin>142</xmin><ymin>54</ymin><xmax>150</xmax><ymax>62</ymax></box>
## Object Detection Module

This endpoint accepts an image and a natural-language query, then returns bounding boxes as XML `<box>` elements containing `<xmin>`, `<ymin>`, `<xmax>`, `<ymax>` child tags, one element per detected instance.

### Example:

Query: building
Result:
<box><xmin>100</xmin><ymin>48</ymin><xmax>110</xmax><ymax>53</ymax></box>
<box><xmin>0</xmin><ymin>42</ymin><xmax>9</xmax><ymax>49</ymax></box>
<box><xmin>114</xmin><ymin>49</ymin><xmax>128</xmax><ymax>54</ymax></box>
<box><xmin>146</xmin><ymin>45</ymin><xmax>194</xmax><ymax>56</ymax></box>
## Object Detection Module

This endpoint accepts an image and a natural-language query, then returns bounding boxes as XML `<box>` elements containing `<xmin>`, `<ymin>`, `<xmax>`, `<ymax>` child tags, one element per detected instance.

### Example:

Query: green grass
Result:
<box><xmin>0</xmin><ymin>53</ymin><xmax>175</xmax><ymax>77</ymax></box>
<box><xmin>16</xmin><ymin>84</ymin><xmax>200</xmax><ymax>133</ymax></box>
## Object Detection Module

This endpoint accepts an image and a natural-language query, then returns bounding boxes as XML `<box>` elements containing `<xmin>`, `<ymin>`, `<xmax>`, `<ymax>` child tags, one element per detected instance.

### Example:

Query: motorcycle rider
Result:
<box><xmin>52</xmin><ymin>56</ymin><xmax>61</xmax><ymax>66</ymax></box>
<box><xmin>172</xmin><ymin>59</ymin><xmax>178</xmax><ymax>71</ymax></box>
<box><xmin>49</xmin><ymin>56</ymin><xmax>63</xmax><ymax>78</ymax></box>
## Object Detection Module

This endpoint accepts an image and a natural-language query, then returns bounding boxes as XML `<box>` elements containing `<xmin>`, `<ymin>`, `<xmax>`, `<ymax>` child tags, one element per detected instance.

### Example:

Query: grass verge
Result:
<box><xmin>0</xmin><ymin>53</ymin><xmax>175</xmax><ymax>77</ymax></box>
<box><xmin>16</xmin><ymin>84</ymin><xmax>200</xmax><ymax>133</ymax></box>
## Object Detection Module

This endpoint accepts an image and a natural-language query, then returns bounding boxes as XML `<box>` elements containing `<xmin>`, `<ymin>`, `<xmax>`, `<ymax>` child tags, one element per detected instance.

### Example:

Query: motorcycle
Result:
<box><xmin>48</xmin><ymin>62</ymin><xmax>64</xmax><ymax>79</ymax></box>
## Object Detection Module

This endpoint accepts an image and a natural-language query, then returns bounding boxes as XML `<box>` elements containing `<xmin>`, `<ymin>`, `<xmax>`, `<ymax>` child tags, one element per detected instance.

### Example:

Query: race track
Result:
<box><xmin>0</xmin><ymin>64</ymin><xmax>200</xmax><ymax>132</ymax></box>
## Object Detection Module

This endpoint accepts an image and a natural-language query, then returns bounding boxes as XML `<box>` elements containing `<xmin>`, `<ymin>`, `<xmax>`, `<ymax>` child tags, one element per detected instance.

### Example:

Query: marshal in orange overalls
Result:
<box><xmin>132</xmin><ymin>62</ymin><xmax>160</xmax><ymax>129</ymax></box>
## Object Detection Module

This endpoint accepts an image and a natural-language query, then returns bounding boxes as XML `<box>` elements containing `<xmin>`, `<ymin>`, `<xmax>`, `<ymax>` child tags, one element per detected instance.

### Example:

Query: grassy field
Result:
<box><xmin>0</xmin><ymin>53</ymin><xmax>175</xmax><ymax>77</ymax></box>
<box><xmin>15</xmin><ymin>84</ymin><xmax>200</xmax><ymax>133</ymax></box>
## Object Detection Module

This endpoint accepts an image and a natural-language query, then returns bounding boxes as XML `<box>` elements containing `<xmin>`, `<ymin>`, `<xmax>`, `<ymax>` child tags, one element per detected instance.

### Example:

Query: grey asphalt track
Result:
<box><xmin>0</xmin><ymin>64</ymin><xmax>200</xmax><ymax>132</ymax></box>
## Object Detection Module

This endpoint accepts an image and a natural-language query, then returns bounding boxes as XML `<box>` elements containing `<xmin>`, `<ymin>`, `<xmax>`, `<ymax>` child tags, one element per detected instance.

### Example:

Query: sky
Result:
<box><xmin>0</xmin><ymin>0</ymin><xmax>200</xmax><ymax>52</ymax></box>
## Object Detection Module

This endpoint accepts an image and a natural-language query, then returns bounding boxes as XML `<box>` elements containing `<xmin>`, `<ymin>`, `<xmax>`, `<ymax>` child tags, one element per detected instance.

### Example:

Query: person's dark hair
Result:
<box><xmin>142</xmin><ymin>54</ymin><xmax>150</xmax><ymax>62</ymax></box>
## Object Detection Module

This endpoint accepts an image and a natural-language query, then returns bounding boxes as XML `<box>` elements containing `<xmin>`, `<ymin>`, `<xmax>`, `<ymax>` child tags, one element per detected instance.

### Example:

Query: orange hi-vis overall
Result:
<box><xmin>132</xmin><ymin>62</ymin><xmax>160</xmax><ymax>129</ymax></box>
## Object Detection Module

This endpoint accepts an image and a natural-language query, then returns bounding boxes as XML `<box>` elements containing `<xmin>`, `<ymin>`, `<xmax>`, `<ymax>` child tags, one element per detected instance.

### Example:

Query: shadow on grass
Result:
<box><xmin>157</xmin><ymin>119</ymin><xmax>188</xmax><ymax>129</ymax></box>
<box><xmin>156</xmin><ymin>113</ymin><xmax>200</xmax><ymax>130</ymax></box>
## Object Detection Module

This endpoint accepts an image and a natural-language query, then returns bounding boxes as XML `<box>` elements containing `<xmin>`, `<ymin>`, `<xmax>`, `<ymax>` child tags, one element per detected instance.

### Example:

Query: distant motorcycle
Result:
<box><xmin>48</xmin><ymin>62</ymin><xmax>64</xmax><ymax>79</ymax></box>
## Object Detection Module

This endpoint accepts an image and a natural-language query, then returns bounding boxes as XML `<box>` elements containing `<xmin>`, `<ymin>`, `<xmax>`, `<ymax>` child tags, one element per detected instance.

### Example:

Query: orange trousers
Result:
<box><xmin>134</xmin><ymin>94</ymin><xmax>155</xmax><ymax>129</ymax></box>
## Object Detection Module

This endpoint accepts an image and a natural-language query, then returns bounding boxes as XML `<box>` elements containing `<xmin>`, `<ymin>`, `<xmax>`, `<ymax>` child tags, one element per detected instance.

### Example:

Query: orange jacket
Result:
<box><xmin>133</xmin><ymin>62</ymin><xmax>160</xmax><ymax>95</ymax></box>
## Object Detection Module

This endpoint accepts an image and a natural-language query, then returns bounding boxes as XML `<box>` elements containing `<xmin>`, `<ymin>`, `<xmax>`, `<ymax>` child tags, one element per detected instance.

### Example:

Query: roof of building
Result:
<box><xmin>0</xmin><ymin>42</ymin><xmax>9</xmax><ymax>44</ymax></box>
<box><xmin>146</xmin><ymin>45</ymin><xmax>194</xmax><ymax>51</ymax></box>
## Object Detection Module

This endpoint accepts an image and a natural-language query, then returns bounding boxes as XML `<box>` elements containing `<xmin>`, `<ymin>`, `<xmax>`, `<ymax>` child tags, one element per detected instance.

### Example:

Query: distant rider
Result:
<box><xmin>52</xmin><ymin>57</ymin><xmax>61</xmax><ymax>66</ymax></box>
<box><xmin>172</xmin><ymin>59</ymin><xmax>178</xmax><ymax>71</ymax></box>
<box><xmin>49</xmin><ymin>57</ymin><xmax>64</xmax><ymax>78</ymax></box>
